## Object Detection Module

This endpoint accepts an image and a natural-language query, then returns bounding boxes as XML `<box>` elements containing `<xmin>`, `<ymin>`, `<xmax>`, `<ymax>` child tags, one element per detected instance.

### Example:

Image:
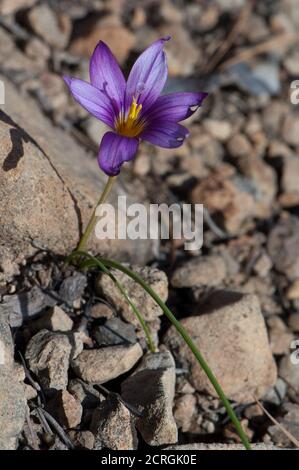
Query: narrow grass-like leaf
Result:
<box><xmin>69</xmin><ymin>252</ymin><xmax>155</xmax><ymax>352</ymax></box>
<box><xmin>69</xmin><ymin>250</ymin><xmax>251</xmax><ymax>450</ymax></box>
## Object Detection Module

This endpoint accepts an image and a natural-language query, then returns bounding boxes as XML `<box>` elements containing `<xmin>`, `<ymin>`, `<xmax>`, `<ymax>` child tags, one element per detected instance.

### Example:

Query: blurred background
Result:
<box><xmin>1</xmin><ymin>0</ymin><xmax>299</xmax><ymax>448</ymax></box>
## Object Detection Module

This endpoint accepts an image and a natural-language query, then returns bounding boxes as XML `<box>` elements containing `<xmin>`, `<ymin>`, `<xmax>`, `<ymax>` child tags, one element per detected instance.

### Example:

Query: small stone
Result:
<box><xmin>0</xmin><ymin>0</ymin><xmax>37</xmax><ymax>15</ymax></box>
<box><xmin>227</xmin><ymin>134</ymin><xmax>252</xmax><ymax>158</ymax></box>
<box><xmin>203</xmin><ymin>119</ymin><xmax>233</xmax><ymax>142</ymax></box>
<box><xmin>279</xmin><ymin>354</ymin><xmax>299</xmax><ymax>394</ymax></box>
<box><xmin>72</xmin><ymin>343</ymin><xmax>143</xmax><ymax>384</ymax></box>
<box><xmin>47</xmin><ymin>390</ymin><xmax>82</xmax><ymax>428</ymax></box>
<box><xmin>0</xmin><ymin>368</ymin><xmax>26</xmax><ymax>450</ymax></box>
<box><xmin>59</xmin><ymin>272</ymin><xmax>87</xmax><ymax>304</ymax></box>
<box><xmin>33</xmin><ymin>306</ymin><xmax>73</xmax><ymax>332</ymax></box>
<box><xmin>27</xmin><ymin>4</ymin><xmax>71</xmax><ymax>49</ymax></box>
<box><xmin>68</xmin><ymin>379</ymin><xmax>102</xmax><ymax>409</ymax></box>
<box><xmin>286</xmin><ymin>279</ymin><xmax>299</xmax><ymax>300</ymax></box>
<box><xmin>282</xmin><ymin>114</ymin><xmax>299</xmax><ymax>146</ymax></box>
<box><xmin>97</xmin><ymin>265</ymin><xmax>168</xmax><ymax>326</ymax></box>
<box><xmin>25</xmin><ymin>38</ymin><xmax>51</xmax><ymax>65</ymax></box>
<box><xmin>158</xmin><ymin>24</ymin><xmax>199</xmax><ymax>76</ymax></box>
<box><xmin>174</xmin><ymin>394</ymin><xmax>197</xmax><ymax>432</ymax></box>
<box><xmin>262</xmin><ymin>378</ymin><xmax>287</xmax><ymax>406</ymax></box>
<box><xmin>267</xmin><ymin>215</ymin><xmax>299</xmax><ymax>281</ymax></box>
<box><xmin>253</xmin><ymin>253</ymin><xmax>272</xmax><ymax>278</ymax></box>
<box><xmin>122</xmin><ymin>351</ymin><xmax>178</xmax><ymax>446</ymax></box>
<box><xmin>268</xmin><ymin>403</ymin><xmax>299</xmax><ymax>446</ymax></box>
<box><xmin>0</xmin><ymin>312</ymin><xmax>14</xmax><ymax>368</ymax></box>
<box><xmin>70</xmin><ymin>15</ymin><xmax>135</xmax><ymax>64</ymax></box>
<box><xmin>281</xmin><ymin>156</ymin><xmax>299</xmax><ymax>205</ymax></box>
<box><xmin>3</xmin><ymin>285</ymin><xmax>57</xmax><ymax>328</ymax></box>
<box><xmin>163</xmin><ymin>291</ymin><xmax>277</xmax><ymax>403</ymax></box>
<box><xmin>171</xmin><ymin>255</ymin><xmax>227</xmax><ymax>288</ymax></box>
<box><xmin>93</xmin><ymin>318</ymin><xmax>136</xmax><ymax>347</ymax></box>
<box><xmin>25</xmin><ymin>329</ymin><xmax>72</xmax><ymax>391</ymax></box>
<box><xmin>68</xmin><ymin>430</ymin><xmax>94</xmax><ymax>450</ymax></box>
<box><xmin>90</xmin><ymin>303</ymin><xmax>114</xmax><ymax>320</ymax></box>
<box><xmin>284</xmin><ymin>50</ymin><xmax>299</xmax><ymax>75</ymax></box>
<box><xmin>91</xmin><ymin>394</ymin><xmax>138</xmax><ymax>450</ymax></box>
<box><xmin>190</xmin><ymin>168</ymin><xmax>257</xmax><ymax>234</ymax></box>
<box><xmin>288</xmin><ymin>313</ymin><xmax>299</xmax><ymax>332</ymax></box>
<box><xmin>267</xmin><ymin>316</ymin><xmax>294</xmax><ymax>355</ymax></box>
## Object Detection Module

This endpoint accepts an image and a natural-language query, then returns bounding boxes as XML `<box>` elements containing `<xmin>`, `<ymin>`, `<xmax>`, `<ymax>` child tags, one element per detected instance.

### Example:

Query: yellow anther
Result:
<box><xmin>128</xmin><ymin>98</ymin><xmax>142</xmax><ymax>121</ymax></box>
<box><xmin>115</xmin><ymin>97</ymin><xmax>144</xmax><ymax>137</ymax></box>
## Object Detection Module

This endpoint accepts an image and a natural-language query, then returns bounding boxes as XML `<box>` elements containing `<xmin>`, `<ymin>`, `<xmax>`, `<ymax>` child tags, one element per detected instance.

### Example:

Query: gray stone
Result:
<box><xmin>59</xmin><ymin>272</ymin><xmax>87</xmax><ymax>304</ymax></box>
<box><xmin>171</xmin><ymin>255</ymin><xmax>227</xmax><ymax>288</ymax></box>
<box><xmin>122</xmin><ymin>351</ymin><xmax>178</xmax><ymax>446</ymax></box>
<box><xmin>25</xmin><ymin>329</ymin><xmax>73</xmax><ymax>391</ymax></box>
<box><xmin>0</xmin><ymin>368</ymin><xmax>26</xmax><ymax>450</ymax></box>
<box><xmin>93</xmin><ymin>317</ymin><xmax>136</xmax><ymax>346</ymax></box>
<box><xmin>91</xmin><ymin>395</ymin><xmax>138</xmax><ymax>450</ymax></box>
<box><xmin>72</xmin><ymin>343</ymin><xmax>143</xmax><ymax>384</ymax></box>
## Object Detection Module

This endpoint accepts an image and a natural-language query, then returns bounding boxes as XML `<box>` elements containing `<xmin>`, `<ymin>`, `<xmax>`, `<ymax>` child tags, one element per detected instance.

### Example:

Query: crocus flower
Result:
<box><xmin>64</xmin><ymin>37</ymin><xmax>207</xmax><ymax>176</ymax></box>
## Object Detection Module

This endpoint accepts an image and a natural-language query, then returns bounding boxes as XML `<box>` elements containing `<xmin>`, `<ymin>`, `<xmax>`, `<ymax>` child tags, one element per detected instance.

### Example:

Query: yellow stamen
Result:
<box><xmin>115</xmin><ymin>97</ymin><xmax>144</xmax><ymax>138</ymax></box>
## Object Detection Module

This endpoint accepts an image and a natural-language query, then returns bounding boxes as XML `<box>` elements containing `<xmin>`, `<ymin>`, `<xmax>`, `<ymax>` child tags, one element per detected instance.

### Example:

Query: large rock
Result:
<box><xmin>0</xmin><ymin>314</ymin><xmax>26</xmax><ymax>449</ymax></box>
<box><xmin>122</xmin><ymin>351</ymin><xmax>178</xmax><ymax>446</ymax></box>
<box><xmin>0</xmin><ymin>76</ymin><xmax>156</xmax><ymax>279</ymax></box>
<box><xmin>163</xmin><ymin>291</ymin><xmax>277</xmax><ymax>403</ymax></box>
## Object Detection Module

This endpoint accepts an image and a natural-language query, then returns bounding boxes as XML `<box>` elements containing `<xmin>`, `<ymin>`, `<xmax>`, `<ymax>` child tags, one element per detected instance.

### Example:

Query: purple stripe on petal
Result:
<box><xmin>89</xmin><ymin>41</ymin><xmax>126</xmax><ymax>114</ymax></box>
<box><xmin>145</xmin><ymin>92</ymin><xmax>208</xmax><ymax>123</ymax></box>
<box><xmin>64</xmin><ymin>76</ymin><xmax>115</xmax><ymax>127</ymax></box>
<box><xmin>98</xmin><ymin>132</ymin><xmax>139</xmax><ymax>176</ymax></box>
<box><xmin>125</xmin><ymin>37</ymin><xmax>170</xmax><ymax>113</ymax></box>
<box><xmin>141</xmin><ymin>121</ymin><xmax>189</xmax><ymax>148</ymax></box>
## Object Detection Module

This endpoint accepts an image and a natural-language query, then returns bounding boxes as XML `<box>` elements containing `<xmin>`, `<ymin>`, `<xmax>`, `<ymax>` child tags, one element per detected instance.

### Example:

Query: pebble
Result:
<box><xmin>91</xmin><ymin>395</ymin><xmax>138</xmax><ymax>450</ymax></box>
<box><xmin>46</xmin><ymin>390</ymin><xmax>83</xmax><ymax>428</ymax></box>
<box><xmin>171</xmin><ymin>255</ymin><xmax>227</xmax><ymax>288</ymax></box>
<box><xmin>72</xmin><ymin>343</ymin><xmax>143</xmax><ymax>384</ymax></box>
<box><xmin>93</xmin><ymin>317</ymin><xmax>136</xmax><ymax>347</ymax></box>
<box><xmin>122</xmin><ymin>351</ymin><xmax>178</xmax><ymax>446</ymax></box>
<box><xmin>33</xmin><ymin>306</ymin><xmax>73</xmax><ymax>332</ymax></box>
<box><xmin>25</xmin><ymin>329</ymin><xmax>73</xmax><ymax>391</ymax></box>
<box><xmin>27</xmin><ymin>4</ymin><xmax>71</xmax><ymax>49</ymax></box>
<box><xmin>203</xmin><ymin>119</ymin><xmax>233</xmax><ymax>141</ymax></box>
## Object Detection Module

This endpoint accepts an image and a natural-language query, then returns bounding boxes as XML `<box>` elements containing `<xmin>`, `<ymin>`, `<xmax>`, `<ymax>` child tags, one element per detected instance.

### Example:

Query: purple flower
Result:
<box><xmin>64</xmin><ymin>37</ymin><xmax>208</xmax><ymax>176</ymax></box>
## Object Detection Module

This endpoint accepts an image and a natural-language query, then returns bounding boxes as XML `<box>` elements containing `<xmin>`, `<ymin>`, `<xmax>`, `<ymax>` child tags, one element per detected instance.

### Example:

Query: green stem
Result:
<box><xmin>80</xmin><ymin>256</ymin><xmax>156</xmax><ymax>352</ymax></box>
<box><xmin>77</xmin><ymin>176</ymin><xmax>116</xmax><ymax>252</ymax></box>
<box><xmin>99</xmin><ymin>257</ymin><xmax>251</xmax><ymax>451</ymax></box>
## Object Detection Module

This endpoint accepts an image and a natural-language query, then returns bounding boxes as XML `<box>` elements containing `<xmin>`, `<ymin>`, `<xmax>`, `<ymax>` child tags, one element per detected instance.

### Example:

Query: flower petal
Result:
<box><xmin>125</xmin><ymin>37</ymin><xmax>170</xmax><ymax>112</ymax></box>
<box><xmin>98</xmin><ymin>132</ymin><xmax>139</xmax><ymax>176</ymax></box>
<box><xmin>64</xmin><ymin>76</ymin><xmax>115</xmax><ymax>127</ymax></box>
<box><xmin>141</xmin><ymin>121</ymin><xmax>189</xmax><ymax>148</ymax></box>
<box><xmin>89</xmin><ymin>41</ymin><xmax>126</xmax><ymax>114</ymax></box>
<box><xmin>145</xmin><ymin>92</ymin><xmax>208</xmax><ymax>123</ymax></box>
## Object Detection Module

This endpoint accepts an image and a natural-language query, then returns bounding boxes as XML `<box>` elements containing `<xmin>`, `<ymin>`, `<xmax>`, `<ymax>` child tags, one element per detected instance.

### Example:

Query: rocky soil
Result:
<box><xmin>0</xmin><ymin>0</ymin><xmax>299</xmax><ymax>451</ymax></box>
